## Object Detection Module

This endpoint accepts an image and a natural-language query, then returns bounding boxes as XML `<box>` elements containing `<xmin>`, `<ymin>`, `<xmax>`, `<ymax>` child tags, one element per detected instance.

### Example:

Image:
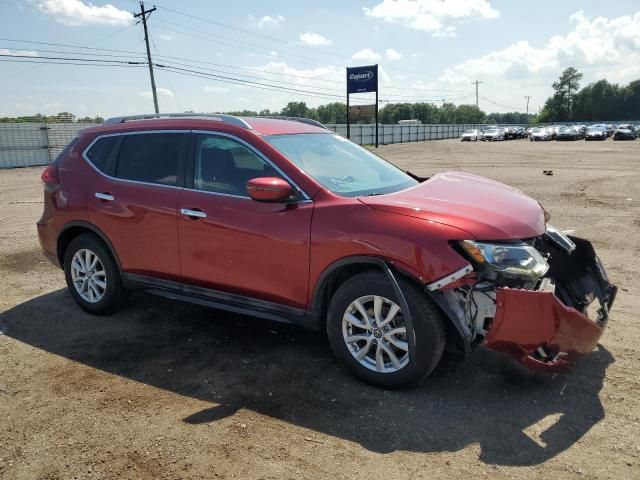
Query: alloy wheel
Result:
<box><xmin>70</xmin><ymin>248</ymin><xmax>107</xmax><ymax>303</ymax></box>
<box><xmin>342</xmin><ymin>295</ymin><xmax>409</xmax><ymax>373</ymax></box>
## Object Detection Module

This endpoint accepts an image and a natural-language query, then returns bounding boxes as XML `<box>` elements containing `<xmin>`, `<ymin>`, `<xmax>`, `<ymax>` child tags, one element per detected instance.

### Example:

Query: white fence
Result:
<box><xmin>1</xmin><ymin>121</ymin><xmax>486</xmax><ymax>168</ymax></box>
<box><xmin>0</xmin><ymin>122</ymin><xmax>95</xmax><ymax>168</ymax></box>
<box><xmin>326</xmin><ymin>123</ymin><xmax>484</xmax><ymax>145</ymax></box>
<box><xmin>2</xmin><ymin>120</ymin><xmax>637</xmax><ymax>168</ymax></box>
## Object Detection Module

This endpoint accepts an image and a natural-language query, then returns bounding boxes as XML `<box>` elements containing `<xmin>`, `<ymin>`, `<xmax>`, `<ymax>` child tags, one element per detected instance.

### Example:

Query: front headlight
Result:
<box><xmin>459</xmin><ymin>240</ymin><xmax>550</xmax><ymax>279</ymax></box>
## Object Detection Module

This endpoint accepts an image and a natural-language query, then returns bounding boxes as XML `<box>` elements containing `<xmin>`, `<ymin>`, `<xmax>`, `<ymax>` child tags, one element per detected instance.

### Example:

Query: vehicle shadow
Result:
<box><xmin>0</xmin><ymin>289</ymin><xmax>613</xmax><ymax>466</ymax></box>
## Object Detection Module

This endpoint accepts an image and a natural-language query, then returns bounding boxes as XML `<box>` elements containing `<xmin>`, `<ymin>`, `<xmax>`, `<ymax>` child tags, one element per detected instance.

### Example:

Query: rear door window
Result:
<box><xmin>115</xmin><ymin>133</ymin><xmax>185</xmax><ymax>186</ymax></box>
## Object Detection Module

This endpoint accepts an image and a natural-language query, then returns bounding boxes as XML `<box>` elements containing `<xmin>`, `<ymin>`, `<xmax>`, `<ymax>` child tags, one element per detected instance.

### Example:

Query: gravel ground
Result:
<box><xmin>0</xmin><ymin>138</ymin><xmax>638</xmax><ymax>480</ymax></box>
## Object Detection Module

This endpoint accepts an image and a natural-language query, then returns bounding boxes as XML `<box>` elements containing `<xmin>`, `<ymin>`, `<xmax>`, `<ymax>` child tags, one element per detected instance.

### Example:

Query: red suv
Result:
<box><xmin>37</xmin><ymin>114</ymin><xmax>617</xmax><ymax>388</ymax></box>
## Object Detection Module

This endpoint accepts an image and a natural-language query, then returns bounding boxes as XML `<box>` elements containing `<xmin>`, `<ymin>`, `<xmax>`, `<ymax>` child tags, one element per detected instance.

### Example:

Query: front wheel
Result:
<box><xmin>326</xmin><ymin>271</ymin><xmax>446</xmax><ymax>388</ymax></box>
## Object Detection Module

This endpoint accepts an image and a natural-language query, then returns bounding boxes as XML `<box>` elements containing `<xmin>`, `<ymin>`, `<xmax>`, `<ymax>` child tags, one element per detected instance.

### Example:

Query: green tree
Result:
<box><xmin>316</xmin><ymin>102</ymin><xmax>347</xmax><ymax>123</ymax></box>
<box><xmin>454</xmin><ymin>104</ymin><xmax>486</xmax><ymax>123</ymax></box>
<box><xmin>280</xmin><ymin>101</ymin><xmax>309</xmax><ymax>117</ymax></box>
<box><xmin>540</xmin><ymin>67</ymin><xmax>583</xmax><ymax>121</ymax></box>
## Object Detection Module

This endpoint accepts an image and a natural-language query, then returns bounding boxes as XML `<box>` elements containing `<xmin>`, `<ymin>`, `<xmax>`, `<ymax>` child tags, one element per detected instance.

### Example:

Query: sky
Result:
<box><xmin>1</xmin><ymin>0</ymin><xmax>639</xmax><ymax>118</ymax></box>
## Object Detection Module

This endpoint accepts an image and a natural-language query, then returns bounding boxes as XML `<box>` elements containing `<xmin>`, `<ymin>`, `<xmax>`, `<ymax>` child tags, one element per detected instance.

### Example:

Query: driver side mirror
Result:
<box><xmin>246</xmin><ymin>177</ymin><xmax>293</xmax><ymax>202</ymax></box>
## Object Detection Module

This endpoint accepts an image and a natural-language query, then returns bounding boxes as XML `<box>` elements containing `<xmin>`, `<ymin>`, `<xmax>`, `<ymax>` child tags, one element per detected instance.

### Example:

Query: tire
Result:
<box><xmin>63</xmin><ymin>233</ymin><xmax>126</xmax><ymax>315</ymax></box>
<box><xmin>326</xmin><ymin>270</ymin><xmax>446</xmax><ymax>388</ymax></box>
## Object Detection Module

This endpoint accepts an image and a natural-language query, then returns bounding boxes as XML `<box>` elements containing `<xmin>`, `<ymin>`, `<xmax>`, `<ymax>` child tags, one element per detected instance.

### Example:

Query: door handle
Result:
<box><xmin>180</xmin><ymin>208</ymin><xmax>207</xmax><ymax>219</ymax></box>
<box><xmin>95</xmin><ymin>192</ymin><xmax>114</xmax><ymax>201</ymax></box>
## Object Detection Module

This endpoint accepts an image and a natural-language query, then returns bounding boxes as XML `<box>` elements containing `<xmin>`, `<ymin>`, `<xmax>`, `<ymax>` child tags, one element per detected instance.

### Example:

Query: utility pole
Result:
<box><xmin>524</xmin><ymin>96</ymin><xmax>532</xmax><ymax>117</ymax></box>
<box><xmin>471</xmin><ymin>80</ymin><xmax>483</xmax><ymax>108</ymax></box>
<box><xmin>134</xmin><ymin>2</ymin><xmax>159</xmax><ymax>114</ymax></box>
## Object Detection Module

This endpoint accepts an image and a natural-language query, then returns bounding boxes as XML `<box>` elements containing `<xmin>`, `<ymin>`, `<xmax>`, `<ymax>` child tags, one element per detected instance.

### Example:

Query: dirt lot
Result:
<box><xmin>1</xmin><ymin>138</ymin><xmax>639</xmax><ymax>480</ymax></box>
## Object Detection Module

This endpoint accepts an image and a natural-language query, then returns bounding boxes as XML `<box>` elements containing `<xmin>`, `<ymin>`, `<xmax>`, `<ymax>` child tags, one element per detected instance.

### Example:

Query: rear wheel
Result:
<box><xmin>64</xmin><ymin>234</ymin><xmax>125</xmax><ymax>314</ymax></box>
<box><xmin>326</xmin><ymin>271</ymin><xmax>446</xmax><ymax>388</ymax></box>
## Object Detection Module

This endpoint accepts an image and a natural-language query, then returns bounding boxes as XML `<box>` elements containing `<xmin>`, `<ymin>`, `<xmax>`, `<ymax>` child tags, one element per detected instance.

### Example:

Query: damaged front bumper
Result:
<box><xmin>483</xmin><ymin>236</ymin><xmax>617</xmax><ymax>371</ymax></box>
<box><xmin>435</xmin><ymin>234</ymin><xmax>617</xmax><ymax>372</ymax></box>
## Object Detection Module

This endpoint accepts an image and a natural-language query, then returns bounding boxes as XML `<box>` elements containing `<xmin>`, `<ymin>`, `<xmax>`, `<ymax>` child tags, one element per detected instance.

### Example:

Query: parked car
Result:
<box><xmin>556</xmin><ymin>126</ymin><xmax>580</xmax><ymax>141</ymax></box>
<box><xmin>514</xmin><ymin>127</ymin><xmax>527</xmax><ymax>139</ymax></box>
<box><xmin>529</xmin><ymin>127</ymin><xmax>552</xmax><ymax>141</ymax></box>
<box><xmin>585</xmin><ymin>126</ymin><xmax>607</xmax><ymax>141</ymax></box>
<box><xmin>38</xmin><ymin>113</ymin><xmax>617</xmax><ymax>388</ymax></box>
<box><xmin>502</xmin><ymin>127</ymin><xmax>515</xmax><ymax>140</ymax></box>
<box><xmin>460</xmin><ymin>129</ymin><xmax>479</xmax><ymax>141</ymax></box>
<box><xmin>613</xmin><ymin>125</ymin><xmax>637</xmax><ymax>140</ymax></box>
<box><xmin>481</xmin><ymin>128</ymin><xmax>504</xmax><ymax>141</ymax></box>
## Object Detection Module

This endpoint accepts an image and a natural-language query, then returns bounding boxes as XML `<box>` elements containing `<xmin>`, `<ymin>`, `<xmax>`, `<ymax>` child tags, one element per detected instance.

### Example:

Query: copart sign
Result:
<box><xmin>347</xmin><ymin>65</ymin><xmax>378</xmax><ymax>94</ymax></box>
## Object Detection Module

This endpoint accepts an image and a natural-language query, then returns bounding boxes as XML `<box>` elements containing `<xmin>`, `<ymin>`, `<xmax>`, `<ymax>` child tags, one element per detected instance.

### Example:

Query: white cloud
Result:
<box><xmin>352</xmin><ymin>48</ymin><xmax>381</xmax><ymax>61</ymax></box>
<box><xmin>251</xmin><ymin>14</ymin><xmax>285</xmax><ymax>29</ymax></box>
<box><xmin>363</xmin><ymin>0</ymin><xmax>499</xmax><ymax>37</ymax></box>
<box><xmin>158</xmin><ymin>32</ymin><xmax>175</xmax><ymax>41</ymax></box>
<box><xmin>439</xmin><ymin>11</ymin><xmax>640</xmax><ymax>84</ymax></box>
<box><xmin>36</xmin><ymin>0</ymin><xmax>132</xmax><ymax>26</ymax></box>
<box><xmin>0</xmin><ymin>49</ymin><xmax>39</xmax><ymax>57</ymax></box>
<box><xmin>203</xmin><ymin>86</ymin><xmax>229</xmax><ymax>94</ymax></box>
<box><xmin>299</xmin><ymin>32</ymin><xmax>333</xmax><ymax>47</ymax></box>
<box><xmin>140</xmin><ymin>88</ymin><xmax>174</xmax><ymax>98</ymax></box>
<box><xmin>385</xmin><ymin>48</ymin><xmax>402</xmax><ymax>60</ymax></box>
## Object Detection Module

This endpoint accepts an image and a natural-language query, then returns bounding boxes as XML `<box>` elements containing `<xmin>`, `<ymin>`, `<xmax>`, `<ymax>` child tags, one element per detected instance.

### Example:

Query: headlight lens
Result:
<box><xmin>459</xmin><ymin>240</ymin><xmax>549</xmax><ymax>278</ymax></box>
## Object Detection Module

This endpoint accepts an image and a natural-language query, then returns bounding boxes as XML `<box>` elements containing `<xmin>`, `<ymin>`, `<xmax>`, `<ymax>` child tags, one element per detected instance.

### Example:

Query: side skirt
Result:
<box><xmin>123</xmin><ymin>273</ymin><xmax>318</xmax><ymax>330</ymax></box>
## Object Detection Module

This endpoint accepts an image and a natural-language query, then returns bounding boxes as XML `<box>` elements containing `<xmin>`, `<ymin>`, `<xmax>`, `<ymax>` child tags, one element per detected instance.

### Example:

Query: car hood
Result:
<box><xmin>359</xmin><ymin>171</ymin><xmax>546</xmax><ymax>240</ymax></box>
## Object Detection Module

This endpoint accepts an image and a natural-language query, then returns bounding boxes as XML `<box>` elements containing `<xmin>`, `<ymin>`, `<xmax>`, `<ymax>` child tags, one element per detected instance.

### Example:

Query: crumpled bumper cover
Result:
<box><xmin>482</xmin><ymin>237</ymin><xmax>617</xmax><ymax>372</ymax></box>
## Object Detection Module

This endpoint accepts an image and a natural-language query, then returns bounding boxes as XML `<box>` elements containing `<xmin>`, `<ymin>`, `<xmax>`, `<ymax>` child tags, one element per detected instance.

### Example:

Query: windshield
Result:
<box><xmin>484</xmin><ymin>129</ymin><xmax>498</xmax><ymax>134</ymax></box>
<box><xmin>265</xmin><ymin>133</ymin><xmax>417</xmax><ymax>197</ymax></box>
<box><xmin>463</xmin><ymin>129</ymin><xmax>476</xmax><ymax>134</ymax></box>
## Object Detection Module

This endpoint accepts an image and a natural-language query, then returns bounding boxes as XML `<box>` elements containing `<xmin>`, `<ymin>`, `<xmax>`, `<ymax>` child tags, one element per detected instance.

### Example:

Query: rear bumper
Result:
<box><xmin>37</xmin><ymin>219</ymin><xmax>61</xmax><ymax>268</ymax></box>
<box><xmin>482</xmin><ymin>238</ymin><xmax>617</xmax><ymax>372</ymax></box>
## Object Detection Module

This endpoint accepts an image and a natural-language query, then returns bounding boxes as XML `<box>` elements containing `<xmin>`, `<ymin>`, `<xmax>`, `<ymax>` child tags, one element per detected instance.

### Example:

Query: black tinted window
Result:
<box><xmin>194</xmin><ymin>135</ymin><xmax>280</xmax><ymax>196</ymax></box>
<box><xmin>85</xmin><ymin>136</ymin><xmax>117</xmax><ymax>172</ymax></box>
<box><xmin>116</xmin><ymin>133</ymin><xmax>184</xmax><ymax>186</ymax></box>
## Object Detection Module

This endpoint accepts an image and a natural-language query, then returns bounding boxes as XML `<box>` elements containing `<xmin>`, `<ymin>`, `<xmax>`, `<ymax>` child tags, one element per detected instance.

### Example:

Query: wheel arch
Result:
<box><xmin>57</xmin><ymin>221</ymin><xmax>123</xmax><ymax>275</ymax></box>
<box><xmin>309</xmin><ymin>256</ymin><xmax>470</xmax><ymax>355</ymax></box>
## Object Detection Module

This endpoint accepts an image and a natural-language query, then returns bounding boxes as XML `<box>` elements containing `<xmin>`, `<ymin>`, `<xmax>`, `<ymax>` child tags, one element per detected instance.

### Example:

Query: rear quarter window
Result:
<box><xmin>85</xmin><ymin>136</ymin><xmax>120</xmax><ymax>173</ymax></box>
<box><xmin>53</xmin><ymin>137</ymin><xmax>78</xmax><ymax>165</ymax></box>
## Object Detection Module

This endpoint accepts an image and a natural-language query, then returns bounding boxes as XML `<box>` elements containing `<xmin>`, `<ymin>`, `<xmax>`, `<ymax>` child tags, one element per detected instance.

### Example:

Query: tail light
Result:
<box><xmin>41</xmin><ymin>164</ymin><xmax>60</xmax><ymax>192</ymax></box>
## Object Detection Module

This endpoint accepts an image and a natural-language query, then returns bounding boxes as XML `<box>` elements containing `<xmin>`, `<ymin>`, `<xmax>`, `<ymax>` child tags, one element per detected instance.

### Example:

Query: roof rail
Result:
<box><xmin>252</xmin><ymin>116</ymin><xmax>329</xmax><ymax>130</ymax></box>
<box><xmin>102</xmin><ymin>113</ymin><xmax>252</xmax><ymax>129</ymax></box>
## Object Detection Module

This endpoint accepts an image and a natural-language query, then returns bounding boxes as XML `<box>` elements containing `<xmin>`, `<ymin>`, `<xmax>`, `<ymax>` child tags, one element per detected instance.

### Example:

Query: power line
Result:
<box><xmin>0</xmin><ymin>58</ymin><xmax>147</xmax><ymax>68</ymax></box>
<box><xmin>153</xmin><ymin>3</ymin><xmax>352</xmax><ymax>63</ymax></box>
<box><xmin>155</xmin><ymin>63</ymin><xmax>348</xmax><ymax>101</ymax></box>
<box><xmin>481</xmin><ymin>95</ymin><xmax>522</xmax><ymax>112</ymax></box>
<box><xmin>0</xmin><ymin>37</ymin><xmax>145</xmax><ymax>56</ymax></box>
<box><xmin>0</xmin><ymin>53</ymin><xmax>146</xmax><ymax>65</ymax></box>
<box><xmin>0</xmin><ymin>46</ymin><xmax>146</xmax><ymax>60</ymax></box>
<box><xmin>0</xmin><ymin>37</ymin><xmax>471</xmax><ymax>95</ymax></box>
<box><xmin>151</xmin><ymin>21</ymin><xmax>328</xmax><ymax>68</ymax></box>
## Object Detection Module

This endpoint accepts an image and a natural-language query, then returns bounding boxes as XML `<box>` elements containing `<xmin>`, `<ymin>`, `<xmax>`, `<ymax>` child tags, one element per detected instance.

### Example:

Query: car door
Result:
<box><xmin>178</xmin><ymin>132</ymin><xmax>314</xmax><ymax>308</ymax></box>
<box><xmin>88</xmin><ymin>131</ymin><xmax>188</xmax><ymax>281</ymax></box>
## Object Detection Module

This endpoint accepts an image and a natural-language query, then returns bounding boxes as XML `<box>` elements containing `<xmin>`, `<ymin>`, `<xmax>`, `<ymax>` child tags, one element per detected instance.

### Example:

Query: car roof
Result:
<box><xmin>80</xmin><ymin>114</ymin><xmax>330</xmax><ymax>137</ymax></box>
